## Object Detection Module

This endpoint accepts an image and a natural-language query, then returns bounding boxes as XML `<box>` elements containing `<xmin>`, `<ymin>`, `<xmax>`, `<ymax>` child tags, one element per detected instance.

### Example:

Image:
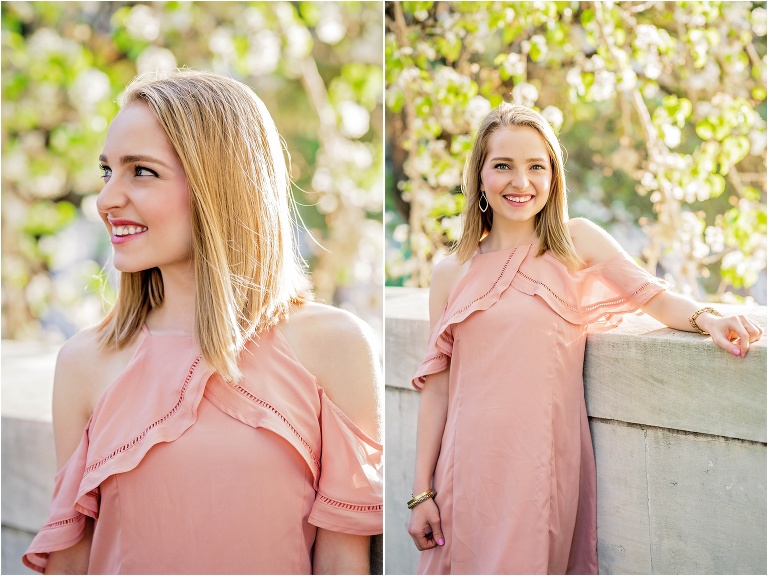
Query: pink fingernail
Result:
<box><xmin>438</xmin><ymin>538</ymin><xmax>445</xmax><ymax>546</ymax></box>
<box><xmin>732</xmin><ymin>348</ymin><xmax>740</xmax><ymax>356</ymax></box>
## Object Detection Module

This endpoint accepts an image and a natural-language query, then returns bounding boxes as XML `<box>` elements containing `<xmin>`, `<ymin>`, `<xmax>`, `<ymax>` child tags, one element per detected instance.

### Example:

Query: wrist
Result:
<box><xmin>695</xmin><ymin>312</ymin><xmax>718</xmax><ymax>333</ymax></box>
<box><xmin>689</xmin><ymin>307</ymin><xmax>722</xmax><ymax>335</ymax></box>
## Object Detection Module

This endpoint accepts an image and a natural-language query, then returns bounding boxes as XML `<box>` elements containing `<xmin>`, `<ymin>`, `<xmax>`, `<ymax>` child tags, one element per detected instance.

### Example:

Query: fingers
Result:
<box><xmin>408</xmin><ymin>501</ymin><xmax>445</xmax><ymax>551</ymax></box>
<box><xmin>710</xmin><ymin>315</ymin><xmax>764</xmax><ymax>358</ymax></box>
<box><xmin>428</xmin><ymin>517</ymin><xmax>445</xmax><ymax>548</ymax></box>
<box><xmin>740</xmin><ymin>315</ymin><xmax>764</xmax><ymax>343</ymax></box>
<box><xmin>728</xmin><ymin>320</ymin><xmax>751</xmax><ymax>357</ymax></box>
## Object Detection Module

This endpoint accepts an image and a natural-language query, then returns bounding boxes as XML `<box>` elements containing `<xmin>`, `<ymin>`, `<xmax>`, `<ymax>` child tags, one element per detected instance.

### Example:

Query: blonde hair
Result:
<box><xmin>454</xmin><ymin>103</ymin><xmax>582</xmax><ymax>268</ymax></box>
<box><xmin>98</xmin><ymin>70</ymin><xmax>312</xmax><ymax>382</ymax></box>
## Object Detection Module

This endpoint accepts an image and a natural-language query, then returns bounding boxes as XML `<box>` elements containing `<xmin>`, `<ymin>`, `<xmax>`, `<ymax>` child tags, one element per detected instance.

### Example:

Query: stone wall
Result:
<box><xmin>385</xmin><ymin>287</ymin><xmax>766</xmax><ymax>575</ymax></box>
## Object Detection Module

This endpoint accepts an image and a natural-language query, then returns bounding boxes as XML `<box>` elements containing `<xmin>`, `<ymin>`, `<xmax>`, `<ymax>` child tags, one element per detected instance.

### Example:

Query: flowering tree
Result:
<box><xmin>2</xmin><ymin>1</ymin><xmax>383</xmax><ymax>340</ymax></box>
<box><xmin>386</xmin><ymin>1</ymin><xmax>766</xmax><ymax>304</ymax></box>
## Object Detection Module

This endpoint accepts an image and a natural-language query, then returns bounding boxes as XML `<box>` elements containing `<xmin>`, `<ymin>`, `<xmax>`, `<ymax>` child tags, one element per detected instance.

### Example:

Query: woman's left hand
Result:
<box><xmin>698</xmin><ymin>313</ymin><xmax>763</xmax><ymax>358</ymax></box>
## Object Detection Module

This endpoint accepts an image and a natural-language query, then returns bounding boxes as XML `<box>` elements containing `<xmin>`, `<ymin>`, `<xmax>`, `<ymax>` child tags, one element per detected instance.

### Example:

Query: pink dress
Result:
<box><xmin>23</xmin><ymin>324</ymin><xmax>383</xmax><ymax>574</ymax></box>
<box><xmin>413</xmin><ymin>243</ymin><xmax>669</xmax><ymax>575</ymax></box>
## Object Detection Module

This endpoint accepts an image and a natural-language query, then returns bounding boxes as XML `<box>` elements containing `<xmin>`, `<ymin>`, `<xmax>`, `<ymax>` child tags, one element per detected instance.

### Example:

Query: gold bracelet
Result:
<box><xmin>689</xmin><ymin>307</ymin><xmax>722</xmax><ymax>335</ymax></box>
<box><xmin>407</xmin><ymin>489</ymin><xmax>436</xmax><ymax>509</ymax></box>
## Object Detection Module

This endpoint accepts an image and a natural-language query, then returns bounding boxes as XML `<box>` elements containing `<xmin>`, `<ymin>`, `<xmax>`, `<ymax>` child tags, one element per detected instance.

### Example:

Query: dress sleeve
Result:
<box><xmin>22</xmin><ymin>426</ymin><xmax>96</xmax><ymax>574</ymax></box>
<box><xmin>513</xmin><ymin>249</ymin><xmax>672</xmax><ymax>330</ymax></box>
<box><xmin>308</xmin><ymin>390</ymin><xmax>383</xmax><ymax>536</ymax></box>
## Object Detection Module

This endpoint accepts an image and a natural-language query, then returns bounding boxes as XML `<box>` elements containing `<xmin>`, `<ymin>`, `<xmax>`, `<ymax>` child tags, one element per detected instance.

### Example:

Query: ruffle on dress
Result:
<box><xmin>307</xmin><ymin>389</ymin><xmax>383</xmax><ymax>536</ymax></box>
<box><xmin>413</xmin><ymin>243</ymin><xmax>670</xmax><ymax>389</ymax></box>
<box><xmin>23</xmin><ymin>325</ymin><xmax>383</xmax><ymax>573</ymax></box>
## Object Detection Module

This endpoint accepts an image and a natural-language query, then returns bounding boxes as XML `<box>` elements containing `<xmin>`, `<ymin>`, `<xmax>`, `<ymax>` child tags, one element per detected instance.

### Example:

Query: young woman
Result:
<box><xmin>23</xmin><ymin>70</ymin><xmax>383</xmax><ymax>575</ymax></box>
<box><xmin>407</xmin><ymin>104</ymin><xmax>761</xmax><ymax>574</ymax></box>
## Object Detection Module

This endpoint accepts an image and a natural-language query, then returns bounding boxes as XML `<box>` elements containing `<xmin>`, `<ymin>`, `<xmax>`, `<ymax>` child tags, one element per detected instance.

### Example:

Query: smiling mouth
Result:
<box><xmin>112</xmin><ymin>225</ymin><xmax>148</xmax><ymax>236</ymax></box>
<box><xmin>503</xmin><ymin>195</ymin><xmax>533</xmax><ymax>204</ymax></box>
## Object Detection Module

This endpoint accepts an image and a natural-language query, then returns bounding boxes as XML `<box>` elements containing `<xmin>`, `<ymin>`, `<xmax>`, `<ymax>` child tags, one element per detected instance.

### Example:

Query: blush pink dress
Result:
<box><xmin>23</xmin><ymin>324</ymin><xmax>383</xmax><ymax>574</ymax></box>
<box><xmin>412</xmin><ymin>243</ymin><xmax>669</xmax><ymax>575</ymax></box>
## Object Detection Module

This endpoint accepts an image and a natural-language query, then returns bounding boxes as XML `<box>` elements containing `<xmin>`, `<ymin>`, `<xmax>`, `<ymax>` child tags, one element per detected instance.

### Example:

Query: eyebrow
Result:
<box><xmin>99</xmin><ymin>154</ymin><xmax>172</xmax><ymax>169</ymax></box>
<box><xmin>489</xmin><ymin>156</ymin><xmax>549</xmax><ymax>163</ymax></box>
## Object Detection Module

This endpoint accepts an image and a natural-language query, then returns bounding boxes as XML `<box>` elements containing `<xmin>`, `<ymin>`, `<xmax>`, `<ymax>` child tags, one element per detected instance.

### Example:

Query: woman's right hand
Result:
<box><xmin>408</xmin><ymin>498</ymin><xmax>445</xmax><ymax>551</ymax></box>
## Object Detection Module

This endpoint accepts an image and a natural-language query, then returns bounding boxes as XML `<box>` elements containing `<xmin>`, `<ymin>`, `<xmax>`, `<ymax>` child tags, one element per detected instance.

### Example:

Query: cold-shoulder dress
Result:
<box><xmin>23</xmin><ymin>323</ymin><xmax>383</xmax><ymax>574</ymax></box>
<box><xmin>412</xmin><ymin>242</ymin><xmax>669</xmax><ymax>575</ymax></box>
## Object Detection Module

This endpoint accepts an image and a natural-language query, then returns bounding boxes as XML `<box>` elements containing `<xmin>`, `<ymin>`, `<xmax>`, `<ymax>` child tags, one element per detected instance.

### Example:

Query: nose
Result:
<box><xmin>95</xmin><ymin>177</ymin><xmax>127</xmax><ymax>216</ymax></box>
<box><xmin>510</xmin><ymin>167</ymin><xmax>529</xmax><ymax>191</ymax></box>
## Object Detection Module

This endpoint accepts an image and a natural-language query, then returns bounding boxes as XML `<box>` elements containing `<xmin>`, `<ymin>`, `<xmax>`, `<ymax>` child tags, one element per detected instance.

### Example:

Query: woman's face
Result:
<box><xmin>479</xmin><ymin>125</ymin><xmax>552</xmax><ymax>228</ymax></box>
<box><xmin>96</xmin><ymin>102</ymin><xmax>193</xmax><ymax>274</ymax></box>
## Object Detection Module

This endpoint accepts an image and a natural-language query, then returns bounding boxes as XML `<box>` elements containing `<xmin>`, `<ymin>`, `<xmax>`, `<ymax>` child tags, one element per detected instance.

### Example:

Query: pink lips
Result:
<box><xmin>107</xmin><ymin>217</ymin><xmax>147</xmax><ymax>245</ymax></box>
<box><xmin>502</xmin><ymin>194</ymin><xmax>534</xmax><ymax>207</ymax></box>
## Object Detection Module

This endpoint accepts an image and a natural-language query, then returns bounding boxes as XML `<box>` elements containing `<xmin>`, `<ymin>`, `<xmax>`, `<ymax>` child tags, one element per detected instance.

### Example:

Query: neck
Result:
<box><xmin>482</xmin><ymin>221</ymin><xmax>537</xmax><ymax>253</ymax></box>
<box><xmin>146</xmin><ymin>262</ymin><xmax>196</xmax><ymax>336</ymax></box>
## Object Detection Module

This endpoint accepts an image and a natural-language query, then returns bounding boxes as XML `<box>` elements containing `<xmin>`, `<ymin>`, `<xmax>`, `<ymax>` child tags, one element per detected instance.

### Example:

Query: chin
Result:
<box><xmin>111</xmin><ymin>259</ymin><xmax>152</xmax><ymax>274</ymax></box>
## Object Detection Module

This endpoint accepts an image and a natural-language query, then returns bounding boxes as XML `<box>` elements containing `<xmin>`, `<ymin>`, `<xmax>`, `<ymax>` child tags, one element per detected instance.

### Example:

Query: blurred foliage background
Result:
<box><xmin>385</xmin><ymin>1</ymin><xmax>767</xmax><ymax>305</ymax></box>
<box><xmin>1</xmin><ymin>1</ymin><xmax>384</xmax><ymax>343</ymax></box>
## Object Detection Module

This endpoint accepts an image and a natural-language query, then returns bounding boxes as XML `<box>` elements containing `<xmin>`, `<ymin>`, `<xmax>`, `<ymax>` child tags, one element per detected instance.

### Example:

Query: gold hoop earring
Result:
<box><xmin>479</xmin><ymin>192</ymin><xmax>489</xmax><ymax>213</ymax></box>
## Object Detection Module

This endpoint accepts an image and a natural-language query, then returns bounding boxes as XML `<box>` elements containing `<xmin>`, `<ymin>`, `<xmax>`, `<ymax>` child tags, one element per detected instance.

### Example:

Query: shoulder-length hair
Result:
<box><xmin>97</xmin><ymin>69</ymin><xmax>312</xmax><ymax>382</ymax></box>
<box><xmin>454</xmin><ymin>103</ymin><xmax>582</xmax><ymax>269</ymax></box>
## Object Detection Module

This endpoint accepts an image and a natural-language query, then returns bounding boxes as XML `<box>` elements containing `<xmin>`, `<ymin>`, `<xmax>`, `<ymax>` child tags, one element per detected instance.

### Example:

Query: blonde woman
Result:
<box><xmin>23</xmin><ymin>70</ymin><xmax>383</xmax><ymax>575</ymax></box>
<box><xmin>407</xmin><ymin>103</ymin><xmax>761</xmax><ymax>574</ymax></box>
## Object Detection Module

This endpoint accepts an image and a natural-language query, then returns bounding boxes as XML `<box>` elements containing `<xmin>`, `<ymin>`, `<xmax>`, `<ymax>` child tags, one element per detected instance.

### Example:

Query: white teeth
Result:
<box><xmin>505</xmin><ymin>195</ymin><xmax>533</xmax><ymax>203</ymax></box>
<box><xmin>112</xmin><ymin>225</ymin><xmax>147</xmax><ymax>236</ymax></box>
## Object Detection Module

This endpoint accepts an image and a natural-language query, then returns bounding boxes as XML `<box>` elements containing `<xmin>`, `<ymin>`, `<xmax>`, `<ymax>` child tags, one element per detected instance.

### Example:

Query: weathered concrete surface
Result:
<box><xmin>645</xmin><ymin>428</ymin><xmax>766</xmax><ymax>574</ymax></box>
<box><xmin>2</xmin><ymin>526</ymin><xmax>34</xmax><ymax>575</ymax></box>
<box><xmin>385</xmin><ymin>287</ymin><xmax>767</xmax><ymax>575</ymax></box>
<box><xmin>384</xmin><ymin>387</ymin><xmax>422</xmax><ymax>575</ymax></box>
<box><xmin>1</xmin><ymin>340</ymin><xmax>60</xmax><ymax>574</ymax></box>
<box><xmin>584</xmin><ymin>313</ymin><xmax>766</xmax><ymax>442</ymax></box>
<box><xmin>590</xmin><ymin>421</ymin><xmax>652</xmax><ymax>575</ymax></box>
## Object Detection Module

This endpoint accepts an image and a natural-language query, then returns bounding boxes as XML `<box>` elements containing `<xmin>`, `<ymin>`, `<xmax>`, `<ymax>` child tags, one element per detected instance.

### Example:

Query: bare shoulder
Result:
<box><xmin>52</xmin><ymin>326</ymin><xmax>142</xmax><ymax>467</ymax></box>
<box><xmin>279</xmin><ymin>302</ymin><xmax>382</xmax><ymax>440</ymax></box>
<box><xmin>55</xmin><ymin>327</ymin><xmax>110</xmax><ymax>411</ymax></box>
<box><xmin>567</xmin><ymin>217</ymin><xmax>624</xmax><ymax>267</ymax></box>
<box><xmin>428</xmin><ymin>252</ymin><xmax>469</xmax><ymax>325</ymax></box>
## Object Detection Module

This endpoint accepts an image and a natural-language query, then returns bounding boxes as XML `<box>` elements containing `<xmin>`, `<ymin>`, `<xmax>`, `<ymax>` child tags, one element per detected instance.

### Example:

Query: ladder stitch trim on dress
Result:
<box><xmin>231</xmin><ymin>384</ymin><xmax>321</xmax><ymax>474</ymax></box>
<box><xmin>82</xmin><ymin>357</ymin><xmax>202</xmax><ymax>478</ymax></box>
<box><xmin>516</xmin><ymin>271</ymin><xmax>653</xmax><ymax>313</ymax></box>
<box><xmin>316</xmin><ymin>493</ymin><xmax>382</xmax><ymax>512</ymax></box>
<box><xmin>39</xmin><ymin>515</ymin><xmax>81</xmax><ymax>531</ymax></box>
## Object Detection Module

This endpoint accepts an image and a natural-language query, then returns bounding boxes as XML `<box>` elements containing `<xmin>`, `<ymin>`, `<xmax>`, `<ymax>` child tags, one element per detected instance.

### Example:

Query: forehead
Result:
<box><xmin>485</xmin><ymin>125</ymin><xmax>549</xmax><ymax>159</ymax></box>
<box><xmin>102</xmin><ymin>101</ymin><xmax>176</xmax><ymax>158</ymax></box>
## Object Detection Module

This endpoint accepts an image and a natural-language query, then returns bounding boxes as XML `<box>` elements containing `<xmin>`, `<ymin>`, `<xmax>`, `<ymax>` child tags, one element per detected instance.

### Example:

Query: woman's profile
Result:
<box><xmin>23</xmin><ymin>70</ymin><xmax>383</xmax><ymax>575</ymax></box>
<box><xmin>406</xmin><ymin>103</ymin><xmax>762</xmax><ymax>574</ymax></box>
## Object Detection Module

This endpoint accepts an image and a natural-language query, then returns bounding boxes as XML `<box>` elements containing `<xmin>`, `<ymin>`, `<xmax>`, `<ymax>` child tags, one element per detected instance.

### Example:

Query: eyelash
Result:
<box><xmin>98</xmin><ymin>164</ymin><xmax>158</xmax><ymax>179</ymax></box>
<box><xmin>493</xmin><ymin>163</ymin><xmax>546</xmax><ymax>171</ymax></box>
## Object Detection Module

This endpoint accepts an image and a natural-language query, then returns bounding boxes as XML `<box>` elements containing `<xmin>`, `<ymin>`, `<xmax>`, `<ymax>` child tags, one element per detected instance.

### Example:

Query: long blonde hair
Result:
<box><xmin>97</xmin><ymin>70</ymin><xmax>312</xmax><ymax>382</ymax></box>
<box><xmin>454</xmin><ymin>103</ymin><xmax>582</xmax><ymax>268</ymax></box>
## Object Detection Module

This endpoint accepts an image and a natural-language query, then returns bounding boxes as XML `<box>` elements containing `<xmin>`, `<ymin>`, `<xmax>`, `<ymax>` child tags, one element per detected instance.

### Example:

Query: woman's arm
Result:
<box><xmin>45</xmin><ymin>331</ymin><xmax>101</xmax><ymax>574</ymax></box>
<box><xmin>569</xmin><ymin>217</ymin><xmax>763</xmax><ymax>356</ymax></box>
<box><xmin>407</xmin><ymin>255</ymin><xmax>466</xmax><ymax>551</ymax></box>
<box><xmin>408</xmin><ymin>370</ymin><xmax>449</xmax><ymax>551</ymax></box>
<box><xmin>280</xmin><ymin>304</ymin><xmax>382</xmax><ymax>574</ymax></box>
<box><xmin>640</xmin><ymin>291</ymin><xmax>762</xmax><ymax>356</ymax></box>
<box><xmin>313</xmin><ymin>529</ymin><xmax>371</xmax><ymax>575</ymax></box>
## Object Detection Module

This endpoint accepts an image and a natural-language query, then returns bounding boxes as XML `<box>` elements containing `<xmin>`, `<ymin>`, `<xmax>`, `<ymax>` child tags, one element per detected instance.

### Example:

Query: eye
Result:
<box><xmin>99</xmin><ymin>164</ymin><xmax>112</xmax><ymax>180</ymax></box>
<box><xmin>135</xmin><ymin>165</ymin><xmax>158</xmax><ymax>177</ymax></box>
<box><xmin>531</xmin><ymin>164</ymin><xmax>546</xmax><ymax>171</ymax></box>
<box><xmin>493</xmin><ymin>163</ymin><xmax>510</xmax><ymax>170</ymax></box>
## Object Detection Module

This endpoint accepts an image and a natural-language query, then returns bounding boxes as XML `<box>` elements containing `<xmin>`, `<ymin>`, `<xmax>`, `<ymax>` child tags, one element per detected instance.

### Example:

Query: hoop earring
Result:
<box><xmin>479</xmin><ymin>192</ymin><xmax>489</xmax><ymax>213</ymax></box>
